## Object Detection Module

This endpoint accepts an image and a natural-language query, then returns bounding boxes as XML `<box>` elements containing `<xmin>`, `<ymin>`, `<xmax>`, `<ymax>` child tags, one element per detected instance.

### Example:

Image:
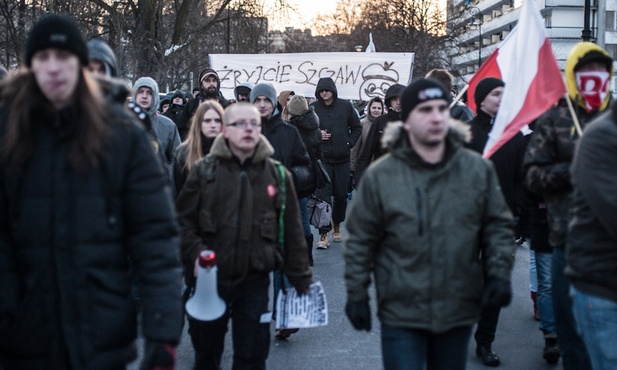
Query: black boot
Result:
<box><xmin>543</xmin><ymin>337</ymin><xmax>560</xmax><ymax>364</ymax></box>
<box><xmin>476</xmin><ymin>345</ymin><xmax>500</xmax><ymax>366</ymax></box>
<box><xmin>306</xmin><ymin>235</ymin><xmax>314</xmax><ymax>266</ymax></box>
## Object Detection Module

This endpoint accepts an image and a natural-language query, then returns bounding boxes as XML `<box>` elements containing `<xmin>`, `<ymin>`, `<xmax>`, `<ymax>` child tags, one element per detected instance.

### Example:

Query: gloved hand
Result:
<box><xmin>140</xmin><ymin>341</ymin><xmax>176</xmax><ymax>370</ymax></box>
<box><xmin>293</xmin><ymin>280</ymin><xmax>312</xmax><ymax>296</ymax></box>
<box><xmin>0</xmin><ymin>313</ymin><xmax>13</xmax><ymax>330</ymax></box>
<box><xmin>345</xmin><ymin>300</ymin><xmax>371</xmax><ymax>331</ymax></box>
<box><xmin>481</xmin><ymin>277</ymin><xmax>512</xmax><ymax>308</ymax></box>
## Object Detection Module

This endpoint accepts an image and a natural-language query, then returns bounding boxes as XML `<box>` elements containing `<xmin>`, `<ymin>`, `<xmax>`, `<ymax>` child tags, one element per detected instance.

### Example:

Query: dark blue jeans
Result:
<box><xmin>552</xmin><ymin>247</ymin><xmax>592</xmax><ymax>370</ymax></box>
<box><xmin>381</xmin><ymin>324</ymin><xmax>472</xmax><ymax>370</ymax></box>
<box><xmin>535</xmin><ymin>251</ymin><xmax>555</xmax><ymax>333</ymax></box>
<box><xmin>188</xmin><ymin>275</ymin><xmax>271</xmax><ymax>370</ymax></box>
<box><xmin>298</xmin><ymin>196</ymin><xmax>311</xmax><ymax>237</ymax></box>
<box><xmin>571</xmin><ymin>287</ymin><xmax>617</xmax><ymax>370</ymax></box>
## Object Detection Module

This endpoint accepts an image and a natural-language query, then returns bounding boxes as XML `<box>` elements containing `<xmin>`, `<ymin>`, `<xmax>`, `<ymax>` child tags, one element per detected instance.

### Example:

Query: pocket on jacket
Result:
<box><xmin>259</xmin><ymin>211</ymin><xmax>278</xmax><ymax>242</ymax></box>
<box><xmin>250</xmin><ymin>211</ymin><xmax>280</xmax><ymax>272</ymax></box>
<box><xmin>0</xmin><ymin>279</ymin><xmax>52</xmax><ymax>356</ymax></box>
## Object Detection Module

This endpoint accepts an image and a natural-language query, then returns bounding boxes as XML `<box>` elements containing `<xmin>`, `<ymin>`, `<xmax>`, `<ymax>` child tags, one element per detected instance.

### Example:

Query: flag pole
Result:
<box><xmin>450</xmin><ymin>84</ymin><xmax>469</xmax><ymax>109</ymax></box>
<box><xmin>564</xmin><ymin>94</ymin><xmax>584</xmax><ymax>137</ymax></box>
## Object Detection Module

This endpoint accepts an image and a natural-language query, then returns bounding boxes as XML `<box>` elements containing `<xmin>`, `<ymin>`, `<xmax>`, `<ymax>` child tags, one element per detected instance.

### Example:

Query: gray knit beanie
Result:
<box><xmin>250</xmin><ymin>83</ymin><xmax>277</xmax><ymax>106</ymax></box>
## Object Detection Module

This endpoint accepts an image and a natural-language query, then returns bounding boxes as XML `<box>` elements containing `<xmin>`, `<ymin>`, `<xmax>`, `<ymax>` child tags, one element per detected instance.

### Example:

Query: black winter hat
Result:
<box><xmin>400</xmin><ymin>78</ymin><xmax>450</xmax><ymax>122</ymax></box>
<box><xmin>171</xmin><ymin>90</ymin><xmax>186</xmax><ymax>103</ymax></box>
<box><xmin>26</xmin><ymin>14</ymin><xmax>89</xmax><ymax>67</ymax></box>
<box><xmin>474</xmin><ymin>77</ymin><xmax>505</xmax><ymax>108</ymax></box>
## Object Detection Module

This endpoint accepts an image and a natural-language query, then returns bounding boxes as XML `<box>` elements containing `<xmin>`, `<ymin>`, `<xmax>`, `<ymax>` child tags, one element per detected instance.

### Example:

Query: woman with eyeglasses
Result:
<box><xmin>173</xmin><ymin>101</ymin><xmax>224</xmax><ymax>195</ymax></box>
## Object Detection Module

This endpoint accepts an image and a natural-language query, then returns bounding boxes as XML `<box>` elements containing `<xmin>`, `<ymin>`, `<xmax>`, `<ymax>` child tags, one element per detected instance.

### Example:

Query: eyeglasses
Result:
<box><xmin>226</xmin><ymin>120</ymin><xmax>261</xmax><ymax>129</ymax></box>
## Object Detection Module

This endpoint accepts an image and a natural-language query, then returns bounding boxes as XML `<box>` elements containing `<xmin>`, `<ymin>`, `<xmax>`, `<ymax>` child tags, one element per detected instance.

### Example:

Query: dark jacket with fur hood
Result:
<box><xmin>345</xmin><ymin>120</ymin><xmax>515</xmax><ymax>333</ymax></box>
<box><xmin>175</xmin><ymin>134</ymin><xmax>312</xmax><ymax>291</ymax></box>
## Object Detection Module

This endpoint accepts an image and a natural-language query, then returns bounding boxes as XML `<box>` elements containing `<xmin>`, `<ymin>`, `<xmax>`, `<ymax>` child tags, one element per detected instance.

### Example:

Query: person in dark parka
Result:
<box><xmin>0</xmin><ymin>14</ymin><xmax>182</xmax><ymax>370</ymax></box>
<box><xmin>466</xmin><ymin>77</ymin><xmax>526</xmax><ymax>367</ymax></box>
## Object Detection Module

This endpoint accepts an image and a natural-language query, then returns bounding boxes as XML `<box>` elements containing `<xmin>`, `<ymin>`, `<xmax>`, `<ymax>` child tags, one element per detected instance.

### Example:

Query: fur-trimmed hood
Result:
<box><xmin>381</xmin><ymin>118</ymin><xmax>471</xmax><ymax>152</ymax></box>
<box><xmin>208</xmin><ymin>132</ymin><xmax>275</xmax><ymax>163</ymax></box>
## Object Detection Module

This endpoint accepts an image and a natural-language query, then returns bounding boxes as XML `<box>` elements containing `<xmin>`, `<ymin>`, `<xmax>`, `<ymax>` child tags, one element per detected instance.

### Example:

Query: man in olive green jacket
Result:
<box><xmin>344</xmin><ymin>79</ymin><xmax>515</xmax><ymax>370</ymax></box>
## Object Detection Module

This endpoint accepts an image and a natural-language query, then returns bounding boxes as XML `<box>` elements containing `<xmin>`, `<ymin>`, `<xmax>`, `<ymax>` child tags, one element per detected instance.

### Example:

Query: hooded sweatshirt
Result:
<box><xmin>133</xmin><ymin>77</ymin><xmax>180</xmax><ymax>169</ymax></box>
<box><xmin>523</xmin><ymin>42</ymin><xmax>613</xmax><ymax>248</ymax></box>
<box><xmin>309</xmin><ymin>77</ymin><xmax>361</xmax><ymax>163</ymax></box>
<box><xmin>86</xmin><ymin>38</ymin><xmax>118</xmax><ymax>77</ymax></box>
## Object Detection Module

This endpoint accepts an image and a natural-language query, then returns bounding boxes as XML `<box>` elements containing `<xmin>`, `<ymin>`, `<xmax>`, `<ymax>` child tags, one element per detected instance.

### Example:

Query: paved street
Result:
<box><xmin>131</xmin><ymin>220</ymin><xmax>559</xmax><ymax>370</ymax></box>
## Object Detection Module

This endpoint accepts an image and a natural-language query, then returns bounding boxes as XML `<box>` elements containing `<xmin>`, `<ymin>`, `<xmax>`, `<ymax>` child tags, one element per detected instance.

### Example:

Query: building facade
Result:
<box><xmin>448</xmin><ymin>0</ymin><xmax>617</xmax><ymax>94</ymax></box>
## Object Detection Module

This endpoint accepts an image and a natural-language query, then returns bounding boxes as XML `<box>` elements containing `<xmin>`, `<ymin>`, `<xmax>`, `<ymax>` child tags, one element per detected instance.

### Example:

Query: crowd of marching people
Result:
<box><xmin>0</xmin><ymin>12</ymin><xmax>615</xmax><ymax>370</ymax></box>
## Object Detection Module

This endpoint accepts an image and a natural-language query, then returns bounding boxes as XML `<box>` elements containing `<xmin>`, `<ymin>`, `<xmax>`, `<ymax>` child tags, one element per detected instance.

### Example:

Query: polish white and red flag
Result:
<box><xmin>465</xmin><ymin>0</ymin><xmax>566</xmax><ymax>158</ymax></box>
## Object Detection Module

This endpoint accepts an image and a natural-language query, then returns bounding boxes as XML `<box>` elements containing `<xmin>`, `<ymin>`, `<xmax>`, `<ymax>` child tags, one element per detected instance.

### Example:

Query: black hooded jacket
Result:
<box><xmin>261</xmin><ymin>113</ymin><xmax>312</xmax><ymax>196</ymax></box>
<box><xmin>309</xmin><ymin>77</ymin><xmax>361</xmax><ymax>163</ymax></box>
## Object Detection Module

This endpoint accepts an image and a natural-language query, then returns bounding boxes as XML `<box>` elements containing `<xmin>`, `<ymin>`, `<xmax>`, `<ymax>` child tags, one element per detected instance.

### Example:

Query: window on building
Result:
<box><xmin>608</xmin><ymin>11</ymin><xmax>615</xmax><ymax>31</ymax></box>
<box><xmin>544</xmin><ymin>14</ymin><xmax>552</xmax><ymax>28</ymax></box>
<box><xmin>605</xmin><ymin>44</ymin><xmax>617</xmax><ymax>61</ymax></box>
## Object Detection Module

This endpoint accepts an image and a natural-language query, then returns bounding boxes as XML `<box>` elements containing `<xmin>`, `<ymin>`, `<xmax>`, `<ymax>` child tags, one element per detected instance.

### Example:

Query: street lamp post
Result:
<box><xmin>581</xmin><ymin>0</ymin><xmax>592</xmax><ymax>41</ymax></box>
<box><xmin>468</xmin><ymin>6</ymin><xmax>483</xmax><ymax>69</ymax></box>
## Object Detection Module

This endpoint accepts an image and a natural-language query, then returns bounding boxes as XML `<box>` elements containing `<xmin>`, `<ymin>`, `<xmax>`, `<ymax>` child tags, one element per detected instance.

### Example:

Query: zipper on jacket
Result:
<box><xmin>235</xmin><ymin>167</ymin><xmax>247</xmax><ymax>238</ymax></box>
<box><xmin>415</xmin><ymin>187</ymin><xmax>423</xmax><ymax>236</ymax></box>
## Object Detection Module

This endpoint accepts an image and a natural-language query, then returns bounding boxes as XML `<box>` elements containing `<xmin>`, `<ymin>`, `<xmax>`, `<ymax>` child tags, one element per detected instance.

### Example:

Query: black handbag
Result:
<box><xmin>313</xmin><ymin>159</ymin><xmax>331</xmax><ymax>189</ymax></box>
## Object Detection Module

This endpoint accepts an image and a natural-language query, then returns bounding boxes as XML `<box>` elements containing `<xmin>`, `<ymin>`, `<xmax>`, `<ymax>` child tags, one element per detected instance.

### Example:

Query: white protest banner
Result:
<box><xmin>209</xmin><ymin>52</ymin><xmax>414</xmax><ymax>101</ymax></box>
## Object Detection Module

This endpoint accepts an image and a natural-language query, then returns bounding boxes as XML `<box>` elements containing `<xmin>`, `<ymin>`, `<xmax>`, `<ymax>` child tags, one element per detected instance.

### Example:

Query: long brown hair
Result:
<box><xmin>0</xmin><ymin>67</ymin><xmax>108</xmax><ymax>173</ymax></box>
<box><xmin>181</xmin><ymin>100</ymin><xmax>224</xmax><ymax>173</ymax></box>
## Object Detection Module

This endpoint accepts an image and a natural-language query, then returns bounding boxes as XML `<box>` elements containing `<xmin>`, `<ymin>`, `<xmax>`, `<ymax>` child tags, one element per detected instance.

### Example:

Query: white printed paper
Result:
<box><xmin>275</xmin><ymin>281</ymin><xmax>328</xmax><ymax>329</ymax></box>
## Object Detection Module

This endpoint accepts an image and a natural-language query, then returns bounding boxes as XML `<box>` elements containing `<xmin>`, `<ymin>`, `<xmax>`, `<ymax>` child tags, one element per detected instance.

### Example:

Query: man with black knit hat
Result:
<box><xmin>344</xmin><ymin>78</ymin><xmax>515</xmax><ymax>370</ymax></box>
<box><xmin>466</xmin><ymin>77</ymin><xmax>527</xmax><ymax>367</ymax></box>
<box><xmin>355</xmin><ymin>83</ymin><xmax>404</xmax><ymax>182</ymax></box>
<box><xmin>310</xmin><ymin>77</ymin><xmax>362</xmax><ymax>249</ymax></box>
<box><xmin>0</xmin><ymin>14</ymin><xmax>182</xmax><ymax>370</ymax></box>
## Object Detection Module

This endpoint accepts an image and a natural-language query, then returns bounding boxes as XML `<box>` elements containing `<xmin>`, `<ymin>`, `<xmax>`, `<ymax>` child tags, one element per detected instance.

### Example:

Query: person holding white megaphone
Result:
<box><xmin>176</xmin><ymin>103</ymin><xmax>313</xmax><ymax>370</ymax></box>
<box><xmin>185</xmin><ymin>250</ymin><xmax>226</xmax><ymax>321</ymax></box>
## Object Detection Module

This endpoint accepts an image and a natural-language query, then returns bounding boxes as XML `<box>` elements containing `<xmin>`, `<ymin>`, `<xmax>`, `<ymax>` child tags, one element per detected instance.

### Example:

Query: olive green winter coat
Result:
<box><xmin>345</xmin><ymin>121</ymin><xmax>515</xmax><ymax>333</ymax></box>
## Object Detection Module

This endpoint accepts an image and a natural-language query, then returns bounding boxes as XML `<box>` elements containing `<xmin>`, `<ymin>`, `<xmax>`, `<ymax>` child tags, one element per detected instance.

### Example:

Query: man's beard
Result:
<box><xmin>203</xmin><ymin>86</ymin><xmax>218</xmax><ymax>98</ymax></box>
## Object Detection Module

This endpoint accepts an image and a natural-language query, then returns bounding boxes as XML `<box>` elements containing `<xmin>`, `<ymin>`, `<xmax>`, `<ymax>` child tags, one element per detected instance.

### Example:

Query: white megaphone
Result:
<box><xmin>185</xmin><ymin>250</ymin><xmax>226</xmax><ymax>321</ymax></box>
